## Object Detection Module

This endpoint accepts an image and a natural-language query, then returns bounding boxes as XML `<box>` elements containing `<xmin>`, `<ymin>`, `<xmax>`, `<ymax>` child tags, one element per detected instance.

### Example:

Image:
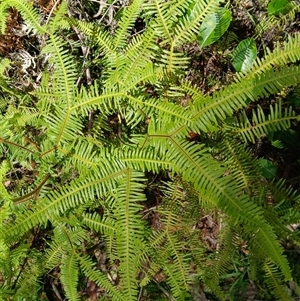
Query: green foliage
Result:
<box><xmin>198</xmin><ymin>7</ymin><xmax>232</xmax><ymax>47</ymax></box>
<box><xmin>232</xmin><ymin>38</ymin><xmax>257</xmax><ymax>73</ymax></box>
<box><xmin>267</xmin><ymin>0</ymin><xmax>292</xmax><ymax>16</ymax></box>
<box><xmin>0</xmin><ymin>0</ymin><xmax>300</xmax><ymax>300</ymax></box>
<box><xmin>258</xmin><ymin>159</ymin><xmax>277</xmax><ymax>179</ymax></box>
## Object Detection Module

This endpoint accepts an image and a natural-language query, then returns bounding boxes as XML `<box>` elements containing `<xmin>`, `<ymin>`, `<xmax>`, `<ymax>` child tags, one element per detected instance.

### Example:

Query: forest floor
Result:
<box><xmin>1</xmin><ymin>0</ymin><xmax>300</xmax><ymax>300</ymax></box>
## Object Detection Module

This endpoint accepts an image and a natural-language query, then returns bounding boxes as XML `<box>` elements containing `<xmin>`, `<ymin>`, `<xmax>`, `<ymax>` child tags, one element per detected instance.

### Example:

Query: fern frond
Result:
<box><xmin>191</xmin><ymin>65</ymin><xmax>300</xmax><ymax>132</ymax></box>
<box><xmin>48</xmin><ymin>1</ymin><xmax>70</xmax><ymax>32</ymax></box>
<box><xmin>57</xmin><ymin>138</ymin><xmax>98</xmax><ymax>172</ymax></box>
<box><xmin>145</xmin><ymin>0</ymin><xmax>174</xmax><ymax>43</ymax></box>
<box><xmin>203</xmin><ymin>227</ymin><xmax>236</xmax><ymax>301</ymax></box>
<box><xmin>159</xmin><ymin>48</ymin><xmax>190</xmax><ymax>72</ymax></box>
<box><xmin>82</xmin><ymin>212</ymin><xmax>116</xmax><ymax>236</ymax></box>
<box><xmin>77</xmin><ymin>254</ymin><xmax>127</xmax><ymax>301</ymax></box>
<box><xmin>227</xmin><ymin>101</ymin><xmax>297</xmax><ymax>143</ymax></box>
<box><xmin>164</xmin><ymin>138</ymin><xmax>264</xmax><ymax>226</ymax></box>
<box><xmin>0</xmin><ymin>160</ymin><xmax>11</xmax><ymax>206</ymax></box>
<box><xmin>117</xmin><ymin>146</ymin><xmax>172</xmax><ymax>172</ymax></box>
<box><xmin>251</xmin><ymin>224</ymin><xmax>292</xmax><ymax>280</ymax></box>
<box><xmin>150</xmin><ymin>213</ymin><xmax>191</xmax><ymax>299</ymax></box>
<box><xmin>70</xmin><ymin>19</ymin><xmax>115</xmax><ymax>56</ymax></box>
<box><xmin>0</xmin><ymin>58</ymin><xmax>10</xmax><ymax>75</ymax></box>
<box><xmin>12</xmin><ymin>251</ymin><xmax>43</xmax><ymax>300</ymax></box>
<box><xmin>71</xmin><ymin>85</ymin><xmax>122</xmax><ymax>114</ymax></box>
<box><xmin>172</xmin><ymin>0</ymin><xmax>223</xmax><ymax>46</ymax></box>
<box><xmin>263</xmin><ymin>260</ymin><xmax>293</xmax><ymax>301</ymax></box>
<box><xmin>3</xmin><ymin>166</ymin><xmax>127</xmax><ymax>241</ymax></box>
<box><xmin>45</xmin><ymin>106</ymin><xmax>83</xmax><ymax>145</ymax></box>
<box><xmin>220</xmin><ymin>137</ymin><xmax>260</xmax><ymax>194</ymax></box>
<box><xmin>61</xmin><ymin>250</ymin><xmax>80</xmax><ymax>301</ymax></box>
<box><xmin>267</xmin><ymin>179</ymin><xmax>300</xmax><ymax>225</ymax></box>
<box><xmin>113</xmin><ymin>169</ymin><xmax>148</xmax><ymax>299</ymax></box>
<box><xmin>113</xmin><ymin>0</ymin><xmax>143</xmax><ymax>50</ymax></box>
<box><xmin>119</xmin><ymin>29</ymin><xmax>158</xmax><ymax>83</ymax></box>
<box><xmin>236</xmin><ymin>33</ymin><xmax>300</xmax><ymax>79</ymax></box>
<box><xmin>44</xmin><ymin>240</ymin><xmax>65</xmax><ymax>270</ymax></box>
<box><xmin>42</xmin><ymin>35</ymin><xmax>78</xmax><ymax>104</ymax></box>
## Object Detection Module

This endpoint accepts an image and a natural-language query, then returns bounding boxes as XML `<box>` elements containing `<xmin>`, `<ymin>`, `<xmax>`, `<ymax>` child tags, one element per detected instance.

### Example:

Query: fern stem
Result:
<box><xmin>13</xmin><ymin>174</ymin><xmax>50</xmax><ymax>205</ymax></box>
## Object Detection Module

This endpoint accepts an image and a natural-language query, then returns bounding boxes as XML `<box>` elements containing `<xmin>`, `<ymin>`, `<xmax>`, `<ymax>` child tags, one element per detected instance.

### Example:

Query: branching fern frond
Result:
<box><xmin>1</xmin><ymin>0</ymin><xmax>300</xmax><ymax>300</ymax></box>
<box><xmin>70</xmin><ymin>19</ymin><xmax>115</xmax><ymax>57</ymax></box>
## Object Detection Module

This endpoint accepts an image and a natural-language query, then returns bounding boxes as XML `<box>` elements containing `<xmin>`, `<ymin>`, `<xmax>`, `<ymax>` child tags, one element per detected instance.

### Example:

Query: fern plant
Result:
<box><xmin>0</xmin><ymin>0</ymin><xmax>300</xmax><ymax>300</ymax></box>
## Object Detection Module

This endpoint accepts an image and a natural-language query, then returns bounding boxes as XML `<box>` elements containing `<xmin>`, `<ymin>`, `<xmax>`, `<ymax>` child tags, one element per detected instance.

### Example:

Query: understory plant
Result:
<box><xmin>0</xmin><ymin>0</ymin><xmax>300</xmax><ymax>300</ymax></box>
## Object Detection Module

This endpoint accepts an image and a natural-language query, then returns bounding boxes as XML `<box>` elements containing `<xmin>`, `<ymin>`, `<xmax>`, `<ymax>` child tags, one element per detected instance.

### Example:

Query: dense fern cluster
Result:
<box><xmin>0</xmin><ymin>0</ymin><xmax>300</xmax><ymax>300</ymax></box>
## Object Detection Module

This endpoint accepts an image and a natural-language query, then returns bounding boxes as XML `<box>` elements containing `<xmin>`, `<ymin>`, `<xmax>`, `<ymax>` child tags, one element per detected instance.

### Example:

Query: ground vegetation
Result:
<box><xmin>1</xmin><ymin>0</ymin><xmax>300</xmax><ymax>300</ymax></box>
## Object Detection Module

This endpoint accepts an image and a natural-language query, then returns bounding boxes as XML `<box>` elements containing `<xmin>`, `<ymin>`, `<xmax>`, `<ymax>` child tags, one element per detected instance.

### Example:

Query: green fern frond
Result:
<box><xmin>12</xmin><ymin>252</ymin><xmax>43</xmax><ymax>300</ymax></box>
<box><xmin>118</xmin><ymin>146</ymin><xmax>173</xmax><ymax>172</ymax></box>
<box><xmin>0</xmin><ymin>160</ymin><xmax>11</xmax><ymax>206</ymax></box>
<box><xmin>255</xmin><ymin>1</ymin><xmax>300</xmax><ymax>39</ymax></box>
<box><xmin>251</xmin><ymin>224</ymin><xmax>292</xmax><ymax>280</ymax></box>
<box><xmin>203</xmin><ymin>227</ymin><xmax>236</xmax><ymax>301</ymax></box>
<box><xmin>61</xmin><ymin>250</ymin><xmax>80</xmax><ymax>301</ymax></box>
<box><xmin>0</xmin><ymin>58</ymin><xmax>10</xmax><ymax>75</ymax></box>
<box><xmin>77</xmin><ymin>254</ymin><xmax>127</xmax><ymax>301</ymax></box>
<box><xmin>237</xmin><ymin>33</ymin><xmax>300</xmax><ymax>79</ymax></box>
<box><xmin>267</xmin><ymin>179</ymin><xmax>300</xmax><ymax>224</ymax></box>
<box><xmin>159</xmin><ymin>48</ymin><xmax>190</xmax><ymax>72</ymax></box>
<box><xmin>164</xmin><ymin>138</ymin><xmax>265</xmax><ymax>226</ymax></box>
<box><xmin>191</xmin><ymin>65</ymin><xmax>300</xmax><ymax>132</ymax></box>
<box><xmin>45</xmin><ymin>107</ymin><xmax>83</xmax><ymax>145</ymax></box>
<box><xmin>113</xmin><ymin>0</ymin><xmax>143</xmax><ymax>50</ymax></box>
<box><xmin>149</xmin><ymin>215</ymin><xmax>191</xmax><ymax>299</ymax></box>
<box><xmin>113</xmin><ymin>169</ymin><xmax>148</xmax><ymax>299</ymax></box>
<box><xmin>263</xmin><ymin>260</ymin><xmax>293</xmax><ymax>301</ymax></box>
<box><xmin>42</xmin><ymin>35</ymin><xmax>78</xmax><ymax>104</ymax></box>
<box><xmin>1</xmin><ymin>1</ymin><xmax>300</xmax><ymax>300</ymax></box>
<box><xmin>70</xmin><ymin>19</ymin><xmax>115</xmax><ymax>57</ymax></box>
<box><xmin>44</xmin><ymin>240</ymin><xmax>65</xmax><ymax>270</ymax></box>
<box><xmin>145</xmin><ymin>0</ymin><xmax>174</xmax><ymax>43</ymax></box>
<box><xmin>48</xmin><ymin>1</ymin><xmax>70</xmax><ymax>32</ymax></box>
<box><xmin>220</xmin><ymin>137</ymin><xmax>260</xmax><ymax>194</ymax></box>
<box><xmin>120</xmin><ymin>30</ymin><xmax>158</xmax><ymax>83</ymax></box>
<box><xmin>172</xmin><ymin>0</ymin><xmax>223</xmax><ymax>46</ymax></box>
<box><xmin>3</xmin><ymin>166</ymin><xmax>127</xmax><ymax>241</ymax></box>
<box><xmin>82</xmin><ymin>212</ymin><xmax>116</xmax><ymax>236</ymax></box>
<box><xmin>227</xmin><ymin>101</ymin><xmax>297</xmax><ymax>143</ymax></box>
<box><xmin>57</xmin><ymin>138</ymin><xmax>98</xmax><ymax>171</ymax></box>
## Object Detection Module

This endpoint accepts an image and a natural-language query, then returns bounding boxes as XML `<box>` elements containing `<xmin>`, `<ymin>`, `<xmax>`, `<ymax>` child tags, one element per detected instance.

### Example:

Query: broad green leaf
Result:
<box><xmin>198</xmin><ymin>8</ymin><xmax>232</xmax><ymax>48</ymax></box>
<box><xmin>267</xmin><ymin>0</ymin><xmax>292</xmax><ymax>16</ymax></box>
<box><xmin>258</xmin><ymin>158</ymin><xmax>277</xmax><ymax>179</ymax></box>
<box><xmin>232</xmin><ymin>38</ymin><xmax>257</xmax><ymax>72</ymax></box>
